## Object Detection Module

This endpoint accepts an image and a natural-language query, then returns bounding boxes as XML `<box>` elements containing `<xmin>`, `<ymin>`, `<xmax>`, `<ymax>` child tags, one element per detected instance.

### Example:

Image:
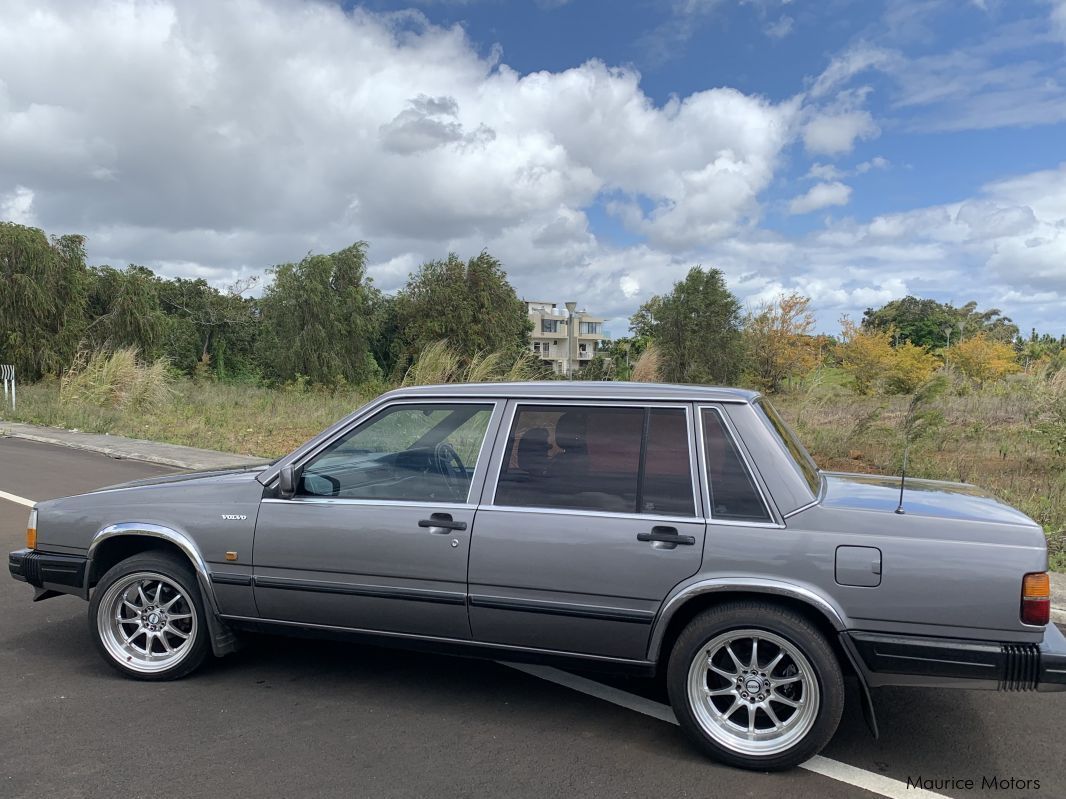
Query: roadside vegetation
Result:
<box><xmin>2</xmin><ymin>221</ymin><xmax>1064</xmax><ymax>569</ymax></box>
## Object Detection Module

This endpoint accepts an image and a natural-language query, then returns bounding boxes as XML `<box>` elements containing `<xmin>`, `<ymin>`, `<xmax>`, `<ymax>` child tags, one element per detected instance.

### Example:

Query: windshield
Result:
<box><xmin>754</xmin><ymin>399</ymin><xmax>821</xmax><ymax>496</ymax></box>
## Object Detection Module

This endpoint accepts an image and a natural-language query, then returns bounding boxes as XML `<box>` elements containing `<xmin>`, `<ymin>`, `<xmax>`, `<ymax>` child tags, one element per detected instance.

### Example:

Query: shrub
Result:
<box><xmin>60</xmin><ymin>348</ymin><xmax>173</xmax><ymax>410</ymax></box>
<box><xmin>885</xmin><ymin>342</ymin><xmax>940</xmax><ymax>394</ymax></box>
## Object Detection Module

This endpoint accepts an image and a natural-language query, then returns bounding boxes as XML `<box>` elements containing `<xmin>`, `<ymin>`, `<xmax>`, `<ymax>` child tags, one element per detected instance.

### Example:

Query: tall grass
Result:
<box><xmin>631</xmin><ymin>344</ymin><xmax>661</xmax><ymax>382</ymax></box>
<box><xmin>60</xmin><ymin>348</ymin><xmax>173</xmax><ymax>410</ymax></box>
<box><xmin>402</xmin><ymin>340</ymin><xmax>543</xmax><ymax>386</ymax></box>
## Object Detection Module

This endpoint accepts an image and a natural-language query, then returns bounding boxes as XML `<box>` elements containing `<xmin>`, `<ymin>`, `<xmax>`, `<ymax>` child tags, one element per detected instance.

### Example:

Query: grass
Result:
<box><xmin>2</xmin><ymin>378</ymin><xmax>369</xmax><ymax>458</ymax></box>
<box><xmin>2</xmin><ymin>364</ymin><xmax>1063</xmax><ymax>571</ymax></box>
<box><xmin>773</xmin><ymin>371</ymin><xmax>1066</xmax><ymax>572</ymax></box>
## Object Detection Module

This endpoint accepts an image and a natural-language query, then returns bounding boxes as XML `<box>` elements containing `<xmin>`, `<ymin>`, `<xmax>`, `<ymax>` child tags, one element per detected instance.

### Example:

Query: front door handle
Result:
<box><xmin>637</xmin><ymin>526</ymin><xmax>695</xmax><ymax>546</ymax></box>
<box><xmin>418</xmin><ymin>513</ymin><xmax>467</xmax><ymax>533</ymax></box>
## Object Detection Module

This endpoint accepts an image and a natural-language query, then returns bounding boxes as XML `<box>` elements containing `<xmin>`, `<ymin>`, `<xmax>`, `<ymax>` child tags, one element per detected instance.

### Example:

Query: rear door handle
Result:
<box><xmin>637</xmin><ymin>526</ymin><xmax>695</xmax><ymax>546</ymax></box>
<box><xmin>418</xmin><ymin>513</ymin><xmax>467</xmax><ymax>533</ymax></box>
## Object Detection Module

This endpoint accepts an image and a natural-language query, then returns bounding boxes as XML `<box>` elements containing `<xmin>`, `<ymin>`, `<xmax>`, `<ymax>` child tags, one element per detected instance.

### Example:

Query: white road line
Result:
<box><xmin>500</xmin><ymin>662</ymin><xmax>949</xmax><ymax>799</ymax></box>
<box><xmin>0</xmin><ymin>489</ymin><xmax>35</xmax><ymax>507</ymax></box>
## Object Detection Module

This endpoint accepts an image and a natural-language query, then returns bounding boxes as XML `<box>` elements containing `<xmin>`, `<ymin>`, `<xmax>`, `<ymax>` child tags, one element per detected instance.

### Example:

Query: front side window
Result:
<box><xmin>542</xmin><ymin>319</ymin><xmax>559</xmax><ymax>333</ymax></box>
<box><xmin>298</xmin><ymin>403</ymin><xmax>493</xmax><ymax>503</ymax></box>
<box><xmin>701</xmin><ymin>409</ymin><xmax>772</xmax><ymax>522</ymax></box>
<box><xmin>494</xmin><ymin>405</ymin><xmax>695</xmax><ymax>516</ymax></box>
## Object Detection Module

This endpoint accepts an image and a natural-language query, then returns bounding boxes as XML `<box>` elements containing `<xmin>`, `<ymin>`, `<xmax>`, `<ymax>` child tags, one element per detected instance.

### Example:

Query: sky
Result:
<box><xmin>1</xmin><ymin>0</ymin><xmax>1065</xmax><ymax>338</ymax></box>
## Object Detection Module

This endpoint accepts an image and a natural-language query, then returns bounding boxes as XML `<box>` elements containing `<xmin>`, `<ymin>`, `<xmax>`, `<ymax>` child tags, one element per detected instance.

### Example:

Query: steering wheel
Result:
<box><xmin>433</xmin><ymin>442</ymin><xmax>467</xmax><ymax>499</ymax></box>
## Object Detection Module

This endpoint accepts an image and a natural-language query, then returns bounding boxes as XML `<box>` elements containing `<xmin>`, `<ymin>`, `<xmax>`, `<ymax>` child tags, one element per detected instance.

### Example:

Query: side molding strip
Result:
<box><xmin>469</xmin><ymin>594</ymin><xmax>655</xmax><ymax>624</ymax></box>
<box><xmin>253</xmin><ymin>575</ymin><xmax>466</xmax><ymax>605</ymax></box>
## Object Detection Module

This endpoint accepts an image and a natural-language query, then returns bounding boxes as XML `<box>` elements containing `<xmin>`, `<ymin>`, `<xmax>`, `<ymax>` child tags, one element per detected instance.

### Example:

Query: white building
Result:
<box><xmin>525</xmin><ymin>300</ymin><xmax>606</xmax><ymax>377</ymax></box>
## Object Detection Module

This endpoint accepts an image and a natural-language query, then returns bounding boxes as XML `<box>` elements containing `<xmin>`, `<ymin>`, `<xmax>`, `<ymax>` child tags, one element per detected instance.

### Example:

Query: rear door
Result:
<box><xmin>467</xmin><ymin>401</ymin><xmax>705</xmax><ymax>660</ymax></box>
<box><xmin>252</xmin><ymin>400</ymin><xmax>501</xmax><ymax>639</ymax></box>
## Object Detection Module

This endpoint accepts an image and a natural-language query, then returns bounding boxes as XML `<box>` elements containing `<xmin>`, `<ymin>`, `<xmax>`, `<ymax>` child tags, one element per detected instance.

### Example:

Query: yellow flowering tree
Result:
<box><xmin>837</xmin><ymin>317</ymin><xmax>896</xmax><ymax>395</ymax></box>
<box><xmin>947</xmin><ymin>333</ymin><xmax>1020</xmax><ymax>386</ymax></box>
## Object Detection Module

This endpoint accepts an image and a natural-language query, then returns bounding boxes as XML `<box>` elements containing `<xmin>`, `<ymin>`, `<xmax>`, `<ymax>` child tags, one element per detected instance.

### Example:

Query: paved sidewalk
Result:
<box><xmin>2</xmin><ymin>418</ymin><xmax>1063</xmax><ymax>619</ymax></box>
<box><xmin>0</xmin><ymin>420</ymin><xmax>267</xmax><ymax>471</ymax></box>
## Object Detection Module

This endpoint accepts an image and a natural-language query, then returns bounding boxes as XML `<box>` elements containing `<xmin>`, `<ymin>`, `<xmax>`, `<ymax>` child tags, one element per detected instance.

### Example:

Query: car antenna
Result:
<box><xmin>894</xmin><ymin>446</ymin><xmax>908</xmax><ymax>514</ymax></box>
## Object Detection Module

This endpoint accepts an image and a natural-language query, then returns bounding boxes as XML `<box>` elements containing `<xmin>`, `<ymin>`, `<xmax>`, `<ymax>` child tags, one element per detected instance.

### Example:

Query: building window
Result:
<box><xmin>580</xmin><ymin>322</ymin><xmax>601</xmax><ymax>335</ymax></box>
<box><xmin>542</xmin><ymin>319</ymin><xmax>559</xmax><ymax>333</ymax></box>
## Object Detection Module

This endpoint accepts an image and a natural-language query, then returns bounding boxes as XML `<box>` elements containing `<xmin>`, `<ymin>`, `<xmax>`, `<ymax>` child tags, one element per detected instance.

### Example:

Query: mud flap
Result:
<box><xmin>838</xmin><ymin>632</ymin><xmax>879</xmax><ymax>738</ymax></box>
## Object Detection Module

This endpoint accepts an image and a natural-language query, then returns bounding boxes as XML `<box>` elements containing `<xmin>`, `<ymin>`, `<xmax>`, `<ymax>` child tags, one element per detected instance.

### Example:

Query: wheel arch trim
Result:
<box><xmin>647</xmin><ymin>578</ymin><xmax>849</xmax><ymax>662</ymax></box>
<box><xmin>86</xmin><ymin>523</ymin><xmax>217</xmax><ymax>612</ymax></box>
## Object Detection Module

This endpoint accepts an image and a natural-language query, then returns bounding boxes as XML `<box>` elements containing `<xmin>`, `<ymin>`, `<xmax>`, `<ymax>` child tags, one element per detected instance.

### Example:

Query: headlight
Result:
<box><xmin>26</xmin><ymin>507</ymin><xmax>37</xmax><ymax>549</ymax></box>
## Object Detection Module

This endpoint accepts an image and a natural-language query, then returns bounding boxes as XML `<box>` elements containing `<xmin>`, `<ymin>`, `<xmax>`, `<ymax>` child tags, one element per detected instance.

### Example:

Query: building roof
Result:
<box><xmin>381</xmin><ymin>381</ymin><xmax>760</xmax><ymax>403</ymax></box>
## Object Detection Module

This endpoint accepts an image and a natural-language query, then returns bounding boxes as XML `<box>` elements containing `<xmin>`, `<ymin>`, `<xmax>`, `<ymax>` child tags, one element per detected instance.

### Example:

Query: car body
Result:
<box><xmin>9</xmin><ymin>381</ymin><xmax>1066</xmax><ymax>769</ymax></box>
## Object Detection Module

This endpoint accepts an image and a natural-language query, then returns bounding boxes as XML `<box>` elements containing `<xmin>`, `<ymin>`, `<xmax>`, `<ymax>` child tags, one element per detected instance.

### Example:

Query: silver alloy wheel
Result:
<box><xmin>686</xmin><ymin>628</ymin><xmax>820</xmax><ymax>757</ymax></box>
<box><xmin>96</xmin><ymin>571</ymin><xmax>198</xmax><ymax>674</ymax></box>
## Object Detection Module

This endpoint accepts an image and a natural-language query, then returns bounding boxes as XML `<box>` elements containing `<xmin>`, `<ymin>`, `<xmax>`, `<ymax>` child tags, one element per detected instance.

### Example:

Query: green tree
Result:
<box><xmin>861</xmin><ymin>296</ymin><xmax>961</xmax><ymax>349</ymax></box>
<box><xmin>157</xmin><ymin>277</ymin><xmax>260</xmax><ymax>378</ymax></box>
<box><xmin>258</xmin><ymin>242</ymin><xmax>383</xmax><ymax>386</ymax></box>
<box><xmin>392</xmin><ymin>251</ymin><xmax>530</xmax><ymax>369</ymax></box>
<box><xmin>85</xmin><ymin>265</ymin><xmax>168</xmax><ymax>357</ymax></box>
<box><xmin>630</xmin><ymin>266</ymin><xmax>743</xmax><ymax>384</ymax></box>
<box><xmin>862</xmin><ymin>296</ymin><xmax>1019</xmax><ymax>349</ymax></box>
<box><xmin>0</xmin><ymin>223</ymin><xmax>89</xmax><ymax>379</ymax></box>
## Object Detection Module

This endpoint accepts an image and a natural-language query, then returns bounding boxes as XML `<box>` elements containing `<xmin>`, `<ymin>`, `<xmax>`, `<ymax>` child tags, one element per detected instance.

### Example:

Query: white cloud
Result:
<box><xmin>764</xmin><ymin>15</ymin><xmax>794</xmax><ymax>39</ymax></box>
<box><xmin>1051</xmin><ymin>1</ymin><xmax>1066</xmax><ymax>42</ymax></box>
<box><xmin>0</xmin><ymin>0</ymin><xmax>1063</xmax><ymax>338</ymax></box>
<box><xmin>803</xmin><ymin>110</ymin><xmax>879</xmax><ymax>155</ymax></box>
<box><xmin>0</xmin><ymin>186</ymin><xmax>35</xmax><ymax>225</ymax></box>
<box><xmin>788</xmin><ymin>181</ymin><xmax>853</xmax><ymax>214</ymax></box>
<box><xmin>0</xmin><ymin>0</ymin><xmax>800</xmax><ymax>283</ymax></box>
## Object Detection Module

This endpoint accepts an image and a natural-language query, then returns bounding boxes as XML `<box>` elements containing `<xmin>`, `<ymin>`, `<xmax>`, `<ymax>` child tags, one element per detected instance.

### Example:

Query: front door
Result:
<box><xmin>468</xmin><ymin>401</ymin><xmax>705</xmax><ymax>660</ymax></box>
<box><xmin>253</xmin><ymin>400</ymin><xmax>500</xmax><ymax>639</ymax></box>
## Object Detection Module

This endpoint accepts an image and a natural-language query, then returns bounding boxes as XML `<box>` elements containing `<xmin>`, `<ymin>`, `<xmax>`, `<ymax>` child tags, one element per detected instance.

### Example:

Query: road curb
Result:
<box><xmin>0</xmin><ymin>421</ymin><xmax>267</xmax><ymax>472</ymax></box>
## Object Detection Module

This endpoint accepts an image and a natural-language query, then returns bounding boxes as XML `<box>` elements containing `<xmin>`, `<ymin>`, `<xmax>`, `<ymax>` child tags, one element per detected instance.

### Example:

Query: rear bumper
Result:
<box><xmin>9</xmin><ymin>548</ymin><xmax>87</xmax><ymax>597</ymax></box>
<box><xmin>843</xmin><ymin>626</ymin><xmax>1066</xmax><ymax>693</ymax></box>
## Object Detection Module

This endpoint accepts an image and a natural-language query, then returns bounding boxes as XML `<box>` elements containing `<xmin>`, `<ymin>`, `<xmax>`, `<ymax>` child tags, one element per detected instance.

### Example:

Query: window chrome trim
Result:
<box><xmin>262</xmin><ymin>498</ymin><xmax>477</xmax><ymax>511</ymax></box>
<box><xmin>783</xmin><ymin>499</ymin><xmax>819</xmax><ymax>519</ymax></box>
<box><xmin>484</xmin><ymin>399</ymin><xmax>700</xmax><ymax>518</ymax></box>
<box><xmin>476</xmin><ymin>504</ymin><xmax>704</xmax><ymax>525</ymax></box>
<box><xmin>695</xmin><ymin>405</ymin><xmax>783</xmax><ymax>528</ymax></box>
<box><xmin>275</xmin><ymin>398</ymin><xmax>502</xmax><ymax>506</ymax></box>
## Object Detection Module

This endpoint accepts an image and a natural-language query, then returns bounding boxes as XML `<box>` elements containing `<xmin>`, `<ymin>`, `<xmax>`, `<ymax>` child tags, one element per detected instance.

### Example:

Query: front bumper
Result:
<box><xmin>9</xmin><ymin>548</ymin><xmax>87</xmax><ymax>597</ymax></box>
<box><xmin>843</xmin><ymin>625</ymin><xmax>1066</xmax><ymax>693</ymax></box>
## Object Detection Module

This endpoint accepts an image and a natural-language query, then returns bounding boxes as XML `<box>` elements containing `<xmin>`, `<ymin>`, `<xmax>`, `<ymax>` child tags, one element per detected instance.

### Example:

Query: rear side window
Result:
<box><xmin>494</xmin><ymin>405</ymin><xmax>695</xmax><ymax>516</ymax></box>
<box><xmin>701</xmin><ymin>409</ymin><xmax>772</xmax><ymax>522</ymax></box>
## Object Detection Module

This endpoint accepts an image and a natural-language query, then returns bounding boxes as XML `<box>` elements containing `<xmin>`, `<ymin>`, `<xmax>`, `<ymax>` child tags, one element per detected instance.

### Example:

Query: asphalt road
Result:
<box><xmin>1</xmin><ymin>437</ymin><xmax>1063</xmax><ymax>799</ymax></box>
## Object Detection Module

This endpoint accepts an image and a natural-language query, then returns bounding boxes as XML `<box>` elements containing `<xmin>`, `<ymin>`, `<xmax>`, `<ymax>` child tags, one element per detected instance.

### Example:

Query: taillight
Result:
<box><xmin>26</xmin><ymin>507</ymin><xmax>37</xmax><ymax>549</ymax></box>
<box><xmin>1021</xmin><ymin>572</ymin><xmax>1050</xmax><ymax>626</ymax></box>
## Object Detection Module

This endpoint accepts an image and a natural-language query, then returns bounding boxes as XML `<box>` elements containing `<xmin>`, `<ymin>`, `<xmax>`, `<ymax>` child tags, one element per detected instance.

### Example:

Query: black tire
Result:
<box><xmin>88</xmin><ymin>551</ymin><xmax>210</xmax><ymax>681</ymax></box>
<box><xmin>666</xmin><ymin>600</ymin><xmax>844</xmax><ymax>771</ymax></box>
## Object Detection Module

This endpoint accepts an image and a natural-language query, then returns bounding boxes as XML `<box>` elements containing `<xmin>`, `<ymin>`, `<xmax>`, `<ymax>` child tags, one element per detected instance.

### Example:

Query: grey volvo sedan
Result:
<box><xmin>9</xmin><ymin>382</ymin><xmax>1066</xmax><ymax>770</ymax></box>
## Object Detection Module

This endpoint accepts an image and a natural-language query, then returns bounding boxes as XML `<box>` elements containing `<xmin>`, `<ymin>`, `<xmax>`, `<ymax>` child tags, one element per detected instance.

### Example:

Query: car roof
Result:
<box><xmin>379</xmin><ymin>381</ymin><xmax>760</xmax><ymax>404</ymax></box>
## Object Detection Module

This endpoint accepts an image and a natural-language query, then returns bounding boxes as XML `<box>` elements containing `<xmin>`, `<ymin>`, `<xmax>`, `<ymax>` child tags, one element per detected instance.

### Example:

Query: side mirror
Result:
<box><xmin>277</xmin><ymin>464</ymin><xmax>299</xmax><ymax>499</ymax></box>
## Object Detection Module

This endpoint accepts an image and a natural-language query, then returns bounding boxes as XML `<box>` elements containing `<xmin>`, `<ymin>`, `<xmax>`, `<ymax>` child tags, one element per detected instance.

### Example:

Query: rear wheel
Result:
<box><xmin>89</xmin><ymin>552</ymin><xmax>209</xmax><ymax>680</ymax></box>
<box><xmin>666</xmin><ymin>601</ymin><xmax>844</xmax><ymax>770</ymax></box>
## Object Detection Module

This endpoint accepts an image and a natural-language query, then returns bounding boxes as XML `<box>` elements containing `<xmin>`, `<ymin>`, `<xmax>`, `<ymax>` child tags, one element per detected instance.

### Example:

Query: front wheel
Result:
<box><xmin>89</xmin><ymin>552</ymin><xmax>209</xmax><ymax>680</ymax></box>
<box><xmin>666</xmin><ymin>601</ymin><xmax>844</xmax><ymax>770</ymax></box>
